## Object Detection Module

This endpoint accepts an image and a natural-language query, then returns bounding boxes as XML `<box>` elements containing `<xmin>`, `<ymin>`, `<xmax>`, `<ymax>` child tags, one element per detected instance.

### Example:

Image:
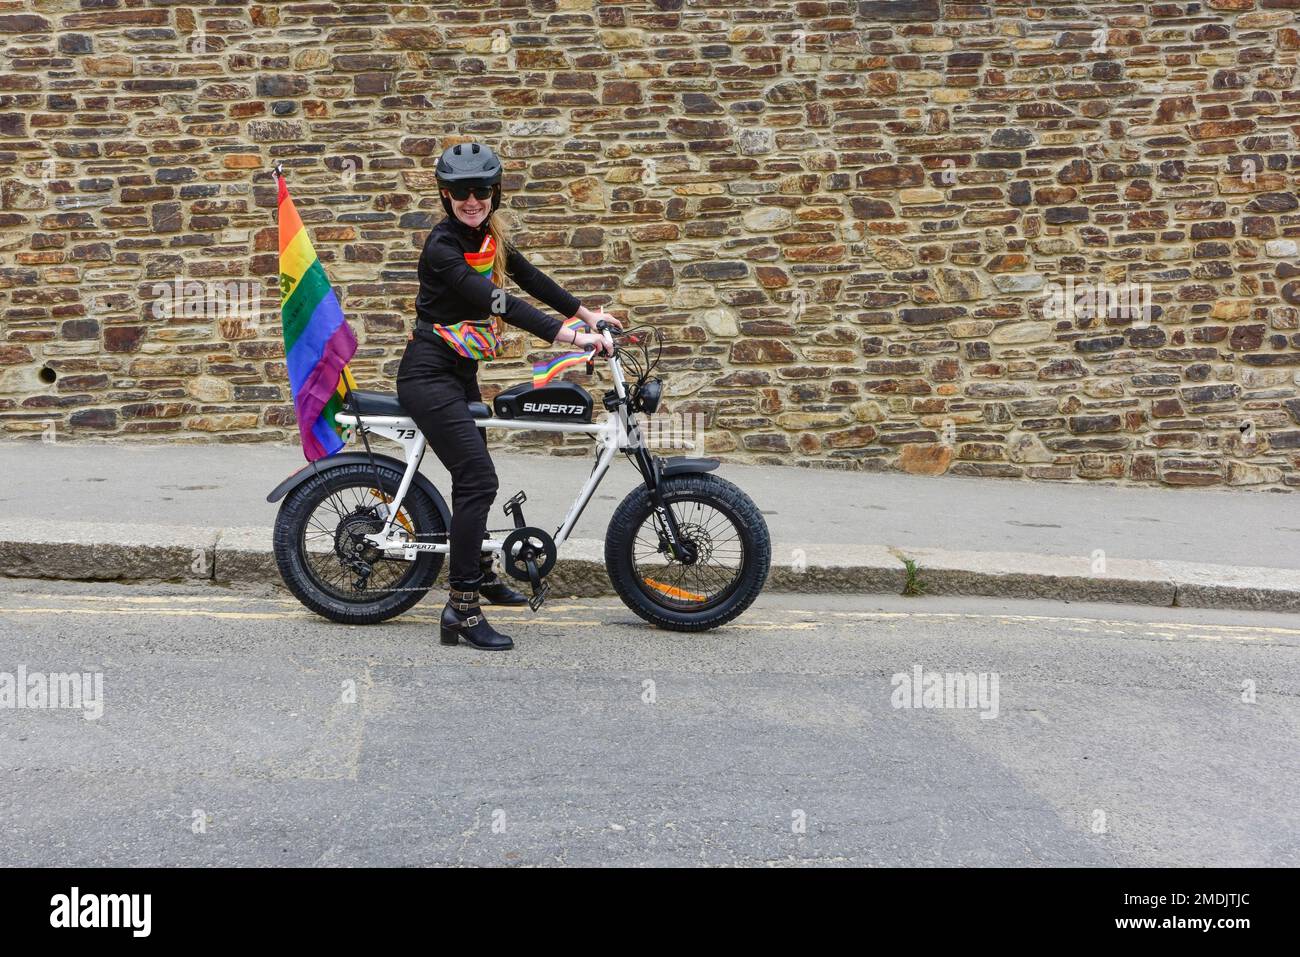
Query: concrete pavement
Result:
<box><xmin>1</xmin><ymin>440</ymin><xmax>1298</xmax><ymax>611</ymax></box>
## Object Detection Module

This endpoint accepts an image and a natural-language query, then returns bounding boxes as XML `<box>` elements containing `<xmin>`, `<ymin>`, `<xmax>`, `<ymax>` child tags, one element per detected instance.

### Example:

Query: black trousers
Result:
<box><xmin>395</xmin><ymin>329</ymin><xmax>497</xmax><ymax>592</ymax></box>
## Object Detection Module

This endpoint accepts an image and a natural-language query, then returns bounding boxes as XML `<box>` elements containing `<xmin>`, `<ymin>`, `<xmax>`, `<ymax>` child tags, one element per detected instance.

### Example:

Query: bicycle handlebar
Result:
<box><xmin>591</xmin><ymin>319</ymin><xmax>621</xmax><ymax>359</ymax></box>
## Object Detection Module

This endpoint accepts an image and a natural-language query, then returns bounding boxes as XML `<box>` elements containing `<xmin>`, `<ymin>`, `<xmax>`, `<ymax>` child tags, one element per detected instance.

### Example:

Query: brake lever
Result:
<box><xmin>585</xmin><ymin>343</ymin><xmax>606</xmax><ymax>375</ymax></box>
<box><xmin>589</xmin><ymin>320</ymin><xmax>619</xmax><ymax>371</ymax></box>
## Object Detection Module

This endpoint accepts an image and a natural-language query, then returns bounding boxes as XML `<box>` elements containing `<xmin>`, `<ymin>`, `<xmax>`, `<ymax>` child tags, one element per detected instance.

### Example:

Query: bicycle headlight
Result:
<box><xmin>638</xmin><ymin>378</ymin><xmax>662</xmax><ymax>414</ymax></box>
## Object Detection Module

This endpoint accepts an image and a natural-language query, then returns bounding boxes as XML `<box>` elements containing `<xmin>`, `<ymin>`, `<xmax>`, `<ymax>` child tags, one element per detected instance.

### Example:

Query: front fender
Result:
<box><xmin>656</xmin><ymin>455</ymin><xmax>720</xmax><ymax>480</ymax></box>
<box><xmin>266</xmin><ymin>452</ymin><xmax>452</xmax><ymax>530</ymax></box>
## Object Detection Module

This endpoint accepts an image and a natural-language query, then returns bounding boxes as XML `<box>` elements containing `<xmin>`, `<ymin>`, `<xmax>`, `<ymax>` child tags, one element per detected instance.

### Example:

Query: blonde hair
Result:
<box><xmin>486</xmin><ymin>209</ymin><xmax>509</xmax><ymax>286</ymax></box>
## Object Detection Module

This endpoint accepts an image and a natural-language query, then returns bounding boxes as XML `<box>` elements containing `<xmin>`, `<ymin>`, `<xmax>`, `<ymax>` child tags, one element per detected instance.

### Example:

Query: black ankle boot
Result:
<box><xmin>478</xmin><ymin>554</ymin><xmax>528</xmax><ymax>606</ymax></box>
<box><xmin>440</xmin><ymin>588</ymin><xmax>514</xmax><ymax>651</ymax></box>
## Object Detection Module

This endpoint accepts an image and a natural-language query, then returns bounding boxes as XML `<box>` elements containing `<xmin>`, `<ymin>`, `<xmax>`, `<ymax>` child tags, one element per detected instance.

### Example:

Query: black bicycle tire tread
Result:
<box><xmin>273</xmin><ymin>463</ymin><xmax>442</xmax><ymax>625</ymax></box>
<box><xmin>604</xmin><ymin>473</ymin><xmax>770</xmax><ymax>631</ymax></box>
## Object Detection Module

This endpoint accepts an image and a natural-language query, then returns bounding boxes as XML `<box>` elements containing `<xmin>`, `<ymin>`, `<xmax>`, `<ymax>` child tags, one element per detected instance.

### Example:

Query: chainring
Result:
<box><xmin>501</xmin><ymin>526</ymin><xmax>558</xmax><ymax>582</ymax></box>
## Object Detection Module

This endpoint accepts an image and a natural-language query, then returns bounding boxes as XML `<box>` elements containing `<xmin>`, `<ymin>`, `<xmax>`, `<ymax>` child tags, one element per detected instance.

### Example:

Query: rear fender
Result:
<box><xmin>266</xmin><ymin>452</ymin><xmax>452</xmax><ymax>529</ymax></box>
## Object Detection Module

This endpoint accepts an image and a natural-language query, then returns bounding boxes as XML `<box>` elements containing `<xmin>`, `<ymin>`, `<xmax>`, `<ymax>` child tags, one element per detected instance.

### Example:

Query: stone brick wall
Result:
<box><xmin>2</xmin><ymin>0</ymin><xmax>1299</xmax><ymax>488</ymax></box>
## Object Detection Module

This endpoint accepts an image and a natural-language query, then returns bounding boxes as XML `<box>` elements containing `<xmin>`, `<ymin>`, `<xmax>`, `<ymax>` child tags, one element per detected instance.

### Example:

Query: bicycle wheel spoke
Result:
<box><xmin>292</xmin><ymin>475</ymin><xmax>447</xmax><ymax>603</ymax></box>
<box><xmin>630</xmin><ymin>493</ymin><xmax>751</xmax><ymax>608</ymax></box>
<box><xmin>307</xmin><ymin>514</ymin><xmax>335</xmax><ymax>534</ymax></box>
<box><xmin>686</xmin><ymin>558</ymin><xmax>729</xmax><ymax>595</ymax></box>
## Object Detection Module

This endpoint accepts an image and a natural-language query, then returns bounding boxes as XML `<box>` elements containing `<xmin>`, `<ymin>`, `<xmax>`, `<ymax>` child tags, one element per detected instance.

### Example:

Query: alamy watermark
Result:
<box><xmin>1042</xmin><ymin>277</ymin><xmax>1153</xmax><ymax>325</ymax></box>
<box><xmin>150</xmin><ymin>277</ymin><xmax>267</xmax><ymax>338</ymax></box>
<box><xmin>621</xmin><ymin>412</ymin><xmax>707</xmax><ymax>451</ymax></box>
<box><xmin>50</xmin><ymin>887</ymin><xmax>150</xmax><ymax>937</ymax></box>
<box><xmin>0</xmin><ymin>666</ymin><xmax>104</xmax><ymax>720</ymax></box>
<box><xmin>891</xmin><ymin>665</ymin><xmax>999</xmax><ymax>720</ymax></box>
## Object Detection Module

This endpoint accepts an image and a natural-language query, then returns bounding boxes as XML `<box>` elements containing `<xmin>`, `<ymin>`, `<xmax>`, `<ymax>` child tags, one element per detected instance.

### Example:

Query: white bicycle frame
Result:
<box><xmin>335</xmin><ymin>335</ymin><xmax>636</xmax><ymax>562</ymax></box>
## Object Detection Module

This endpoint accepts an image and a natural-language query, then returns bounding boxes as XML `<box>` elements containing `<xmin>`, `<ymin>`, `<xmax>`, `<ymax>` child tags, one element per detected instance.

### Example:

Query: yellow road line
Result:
<box><xmin>0</xmin><ymin>602</ymin><xmax>825</xmax><ymax>633</ymax></box>
<box><xmin>812</xmin><ymin>609</ymin><xmax>1299</xmax><ymax>637</ymax></box>
<box><xmin>712</xmin><ymin>622</ymin><xmax>819</xmax><ymax>631</ymax></box>
<box><xmin>0</xmin><ymin>598</ymin><xmax>1292</xmax><ymax>640</ymax></box>
<box><xmin>0</xmin><ymin>606</ymin><xmax>613</xmax><ymax>627</ymax></box>
<box><xmin>2</xmin><ymin>592</ymin><xmax>298</xmax><ymax>605</ymax></box>
<box><xmin>6</xmin><ymin>592</ymin><xmax>1298</xmax><ymax>635</ymax></box>
<box><xmin>3</xmin><ymin>593</ymin><xmax>596</xmax><ymax>613</ymax></box>
<box><xmin>0</xmin><ymin>607</ymin><xmax>292</xmax><ymax>621</ymax></box>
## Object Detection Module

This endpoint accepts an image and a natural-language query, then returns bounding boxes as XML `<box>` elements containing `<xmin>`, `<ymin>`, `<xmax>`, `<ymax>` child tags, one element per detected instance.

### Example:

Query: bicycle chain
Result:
<box><xmin>340</xmin><ymin>528</ymin><xmax>550</xmax><ymax>593</ymax></box>
<box><xmin>391</xmin><ymin>527</ymin><xmax>529</xmax><ymax>542</ymax></box>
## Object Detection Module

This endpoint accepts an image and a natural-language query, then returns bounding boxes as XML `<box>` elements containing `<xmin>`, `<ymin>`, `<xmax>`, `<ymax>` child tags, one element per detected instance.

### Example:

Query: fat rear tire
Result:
<box><xmin>273</xmin><ymin>462</ymin><xmax>443</xmax><ymax>625</ymax></box>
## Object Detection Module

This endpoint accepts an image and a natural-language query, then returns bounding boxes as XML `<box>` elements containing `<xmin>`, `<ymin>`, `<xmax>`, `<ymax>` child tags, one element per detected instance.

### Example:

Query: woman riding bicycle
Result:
<box><xmin>396</xmin><ymin>142</ymin><xmax>618</xmax><ymax>651</ymax></box>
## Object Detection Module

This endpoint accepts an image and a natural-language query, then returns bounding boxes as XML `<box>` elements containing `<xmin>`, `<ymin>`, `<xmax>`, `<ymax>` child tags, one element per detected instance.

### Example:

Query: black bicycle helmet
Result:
<box><xmin>435</xmin><ymin>142</ymin><xmax>503</xmax><ymax>216</ymax></box>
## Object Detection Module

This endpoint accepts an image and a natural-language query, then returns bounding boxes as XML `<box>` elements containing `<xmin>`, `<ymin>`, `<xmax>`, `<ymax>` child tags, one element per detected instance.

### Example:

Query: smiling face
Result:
<box><xmin>445</xmin><ymin>189</ymin><xmax>490</xmax><ymax>229</ymax></box>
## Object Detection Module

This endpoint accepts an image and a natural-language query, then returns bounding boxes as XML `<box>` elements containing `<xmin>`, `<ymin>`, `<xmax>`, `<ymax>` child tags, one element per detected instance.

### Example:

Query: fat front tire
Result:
<box><xmin>273</xmin><ymin>462</ymin><xmax>444</xmax><ymax>625</ymax></box>
<box><xmin>605</xmin><ymin>473</ymin><xmax>770</xmax><ymax>631</ymax></box>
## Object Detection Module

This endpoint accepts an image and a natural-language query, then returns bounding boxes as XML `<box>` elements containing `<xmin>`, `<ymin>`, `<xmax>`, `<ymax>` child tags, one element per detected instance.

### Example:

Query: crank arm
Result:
<box><xmin>525</xmin><ymin>557</ymin><xmax>549</xmax><ymax>611</ymax></box>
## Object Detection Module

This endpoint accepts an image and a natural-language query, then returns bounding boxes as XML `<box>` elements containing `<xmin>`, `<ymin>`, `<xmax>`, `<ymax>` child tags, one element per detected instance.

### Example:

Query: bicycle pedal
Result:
<box><xmin>528</xmin><ymin>580</ymin><xmax>550</xmax><ymax>613</ymax></box>
<box><xmin>503</xmin><ymin>490</ymin><xmax>528</xmax><ymax>527</ymax></box>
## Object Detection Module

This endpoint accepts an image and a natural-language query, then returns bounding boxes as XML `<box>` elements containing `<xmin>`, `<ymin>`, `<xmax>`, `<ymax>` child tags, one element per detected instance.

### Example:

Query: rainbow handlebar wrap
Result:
<box><xmin>277</xmin><ymin>174</ymin><xmax>358</xmax><ymax>462</ymax></box>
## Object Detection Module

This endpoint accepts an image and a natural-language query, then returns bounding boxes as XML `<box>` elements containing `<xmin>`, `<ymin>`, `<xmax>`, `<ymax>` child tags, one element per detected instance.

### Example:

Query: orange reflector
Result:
<box><xmin>643</xmin><ymin>577</ymin><xmax>706</xmax><ymax>602</ymax></box>
<box><xmin>370</xmin><ymin>491</ymin><xmax>413</xmax><ymax>534</ymax></box>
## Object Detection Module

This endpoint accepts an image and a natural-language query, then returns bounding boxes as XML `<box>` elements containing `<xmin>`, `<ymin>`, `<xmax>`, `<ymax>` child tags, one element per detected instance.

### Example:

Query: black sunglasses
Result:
<box><xmin>444</xmin><ymin>184</ymin><xmax>496</xmax><ymax>202</ymax></box>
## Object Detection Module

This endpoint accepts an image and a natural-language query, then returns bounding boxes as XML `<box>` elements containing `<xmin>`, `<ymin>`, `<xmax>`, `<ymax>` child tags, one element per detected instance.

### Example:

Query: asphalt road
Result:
<box><xmin>0</xmin><ymin>579</ymin><xmax>1296</xmax><ymax>867</ymax></box>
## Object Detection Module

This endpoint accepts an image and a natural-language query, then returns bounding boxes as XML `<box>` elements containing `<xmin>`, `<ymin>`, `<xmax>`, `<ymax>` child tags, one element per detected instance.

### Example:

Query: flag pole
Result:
<box><xmin>340</xmin><ymin>372</ymin><xmax>392</xmax><ymax>514</ymax></box>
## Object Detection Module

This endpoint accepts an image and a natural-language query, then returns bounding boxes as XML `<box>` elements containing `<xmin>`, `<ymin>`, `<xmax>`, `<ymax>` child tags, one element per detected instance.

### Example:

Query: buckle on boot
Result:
<box><xmin>464</xmin><ymin>614</ymin><xmax>482</xmax><ymax>627</ymax></box>
<box><xmin>449</xmin><ymin>589</ymin><xmax>480</xmax><ymax>612</ymax></box>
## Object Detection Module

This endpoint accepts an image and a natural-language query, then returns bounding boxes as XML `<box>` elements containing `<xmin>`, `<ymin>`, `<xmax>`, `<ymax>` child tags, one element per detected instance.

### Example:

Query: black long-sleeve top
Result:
<box><xmin>415</xmin><ymin>215</ymin><xmax>579</xmax><ymax>345</ymax></box>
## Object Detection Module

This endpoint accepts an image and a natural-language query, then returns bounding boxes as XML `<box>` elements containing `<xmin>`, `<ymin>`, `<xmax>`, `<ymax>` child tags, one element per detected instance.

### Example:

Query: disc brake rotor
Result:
<box><xmin>637</xmin><ymin>501</ymin><xmax>741</xmax><ymax>607</ymax></box>
<box><xmin>643</xmin><ymin>524</ymin><xmax>710</xmax><ymax>604</ymax></box>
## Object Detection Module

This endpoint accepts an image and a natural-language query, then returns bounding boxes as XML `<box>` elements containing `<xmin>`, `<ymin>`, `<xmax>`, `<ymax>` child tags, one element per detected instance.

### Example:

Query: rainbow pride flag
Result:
<box><xmin>532</xmin><ymin>315</ymin><xmax>592</xmax><ymax>387</ymax></box>
<box><xmin>277</xmin><ymin>174</ymin><xmax>358</xmax><ymax>461</ymax></box>
<box><xmin>431</xmin><ymin>234</ymin><xmax>502</xmax><ymax>361</ymax></box>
